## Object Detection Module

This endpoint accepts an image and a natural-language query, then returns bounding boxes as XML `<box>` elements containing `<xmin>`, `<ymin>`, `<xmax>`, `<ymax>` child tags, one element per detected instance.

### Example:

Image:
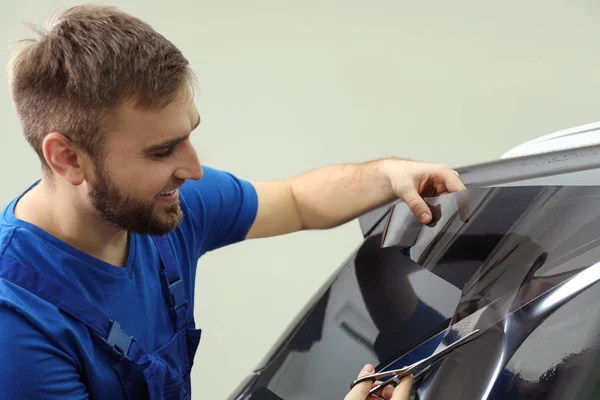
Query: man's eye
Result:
<box><xmin>153</xmin><ymin>147</ymin><xmax>174</xmax><ymax>158</ymax></box>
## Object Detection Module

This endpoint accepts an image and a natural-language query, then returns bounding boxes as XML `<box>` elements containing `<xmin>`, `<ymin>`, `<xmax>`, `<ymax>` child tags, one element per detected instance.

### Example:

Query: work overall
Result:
<box><xmin>0</xmin><ymin>235</ymin><xmax>201</xmax><ymax>400</ymax></box>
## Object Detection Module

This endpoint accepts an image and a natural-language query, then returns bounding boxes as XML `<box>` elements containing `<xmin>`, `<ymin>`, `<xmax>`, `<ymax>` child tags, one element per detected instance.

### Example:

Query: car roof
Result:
<box><xmin>501</xmin><ymin>120</ymin><xmax>600</xmax><ymax>159</ymax></box>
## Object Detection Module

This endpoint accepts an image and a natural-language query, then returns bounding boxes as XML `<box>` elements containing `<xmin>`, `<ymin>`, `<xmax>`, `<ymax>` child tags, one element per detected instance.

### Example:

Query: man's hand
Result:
<box><xmin>380</xmin><ymin>159</ymin><xmax>466</xmax><ymax>224</ymax></box>
<box><xmin>344</xmin><ymin>364</ymin><xmax>413</xmax><ymax>400</ymax></box>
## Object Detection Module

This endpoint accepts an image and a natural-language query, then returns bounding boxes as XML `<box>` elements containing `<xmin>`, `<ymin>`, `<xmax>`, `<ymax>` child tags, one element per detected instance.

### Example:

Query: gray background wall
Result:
<box><xmin>1</xmin><ymin>1</ymin><xmax>600</xmax><ymax>398</ymax></box>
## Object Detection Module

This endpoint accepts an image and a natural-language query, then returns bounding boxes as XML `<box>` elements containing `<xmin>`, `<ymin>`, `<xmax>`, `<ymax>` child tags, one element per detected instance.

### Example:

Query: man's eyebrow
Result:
<box><xmin>144</xmin><ymin>135</ymin><xmax>189</xmax><ymax>153</ymax></box>
<box><xmin>144</xmin><ymin>114</ymin><xmax>201</xmax><ymax>153</ymax></box>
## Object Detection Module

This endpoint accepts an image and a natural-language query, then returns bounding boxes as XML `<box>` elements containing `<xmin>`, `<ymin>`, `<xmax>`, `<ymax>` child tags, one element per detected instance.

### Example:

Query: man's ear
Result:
<box><xmin>42</xmin><ymin>132</ymin><xmax>88</xmax><ymax>186</ymax></box>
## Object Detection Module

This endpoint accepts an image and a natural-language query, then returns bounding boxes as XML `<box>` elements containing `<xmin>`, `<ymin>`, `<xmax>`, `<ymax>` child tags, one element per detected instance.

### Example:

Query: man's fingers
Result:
<box><xmin>391</xmin><ymin>375</ymin><xmax>414</xmax><ymax>400</ymax></box>
<box><xmin>345</xmin><ymin>364</ymin><xmax>375</xmax><ymax>400</ymax></box>
<box><xmin>380</xmin><ymin>383</ymin><xmax>396</xmax><ymax>399</ymax></box>
<box><xmin>401</xmin><ymin>187</ymin><xmax>432</xmax><ymax>224</ymax></box>
<box><xmin>397</xmin><ymin>166</ymin><xmax>467</xmax><ymax>225</ymax></box>
<box><xmin>442</xmin><ymin>169</ymin><xmax>466</xmax><ymax>193</ymax></box>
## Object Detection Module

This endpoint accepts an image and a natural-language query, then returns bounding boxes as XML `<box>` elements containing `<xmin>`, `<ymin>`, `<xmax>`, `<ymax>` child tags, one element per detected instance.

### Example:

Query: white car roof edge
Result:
<box><xmin>502</xmin><ymin>120</ymin><xmax>600</xmax><ymax>159</ymax></box>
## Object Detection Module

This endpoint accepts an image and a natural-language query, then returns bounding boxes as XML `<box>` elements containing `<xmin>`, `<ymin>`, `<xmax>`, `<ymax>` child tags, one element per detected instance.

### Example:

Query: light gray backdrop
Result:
<box><xmin>2</xmin><ymin>1</ymin><xmax>600</xmax><ymax>398</ymax></box>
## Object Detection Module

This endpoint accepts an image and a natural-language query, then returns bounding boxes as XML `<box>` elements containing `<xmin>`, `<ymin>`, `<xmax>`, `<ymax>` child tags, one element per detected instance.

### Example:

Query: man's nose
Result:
<box><xmin>175</xmin><ymin>142</ymin><xmax>203</xmax><ymax>181</ymax></box>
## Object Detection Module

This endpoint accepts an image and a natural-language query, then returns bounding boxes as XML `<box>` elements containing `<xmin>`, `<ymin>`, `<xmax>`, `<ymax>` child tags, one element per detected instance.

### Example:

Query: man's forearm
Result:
<box><xmin>289</xmin><ymin>158</ymin><xmax>398</xmax><ymax>230</ymax></box>
<box><xmin>246</xmin><ymin>157</ymin><xmax>463</xmax><ymax>239</ymax></box>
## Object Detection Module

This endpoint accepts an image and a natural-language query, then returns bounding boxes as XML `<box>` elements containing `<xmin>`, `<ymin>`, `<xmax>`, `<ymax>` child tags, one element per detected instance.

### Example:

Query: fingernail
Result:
<box><xmin>362</xmin><ymin>364</ymin><xmax>374</xmax><ymax>373</ymax></box>
<box><xmin>420</xmin><ymin>213</ymin><xmax>430</xmax><ymax>223</ymax></box>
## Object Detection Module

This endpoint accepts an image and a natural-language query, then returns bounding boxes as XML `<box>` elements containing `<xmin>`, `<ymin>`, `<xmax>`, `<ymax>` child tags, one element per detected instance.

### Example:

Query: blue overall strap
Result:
<box><xmin>0</xmin><ymin>256</ymin><xmax>151</xmax><ymax>374</ymax></box>
<box><xmin>151</xmin><ymin>235</ymin><xmax>189</xmax><ymax>331</ymax></box>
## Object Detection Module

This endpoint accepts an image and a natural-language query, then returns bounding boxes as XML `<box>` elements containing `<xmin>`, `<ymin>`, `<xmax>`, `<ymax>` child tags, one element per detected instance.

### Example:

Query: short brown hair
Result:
<box><xmin>8</xmin><ymin>4</ymin><xmax>195</xmax><ymax>172</ymax></box>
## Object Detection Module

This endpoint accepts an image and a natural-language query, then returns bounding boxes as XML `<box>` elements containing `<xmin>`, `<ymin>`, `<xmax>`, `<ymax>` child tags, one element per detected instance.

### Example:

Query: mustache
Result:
<box><xmin>161</xmin><ymin>179</ymin><xmax>185</xmax><ymax>193</ymax></box>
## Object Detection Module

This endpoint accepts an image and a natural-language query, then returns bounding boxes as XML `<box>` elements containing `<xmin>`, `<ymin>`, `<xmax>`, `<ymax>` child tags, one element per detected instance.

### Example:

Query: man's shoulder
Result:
<box><xmin>175</xmin><ymin>165</ymin><xmax>257</xmax><ymax>254</ymax></box>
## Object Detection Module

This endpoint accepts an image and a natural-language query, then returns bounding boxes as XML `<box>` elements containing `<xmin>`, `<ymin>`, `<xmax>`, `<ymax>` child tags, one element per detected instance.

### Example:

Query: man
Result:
<box><xmin>0</xmin><ymin>4</ymin><xmax>465</xmax><ymax>399</ymax></box>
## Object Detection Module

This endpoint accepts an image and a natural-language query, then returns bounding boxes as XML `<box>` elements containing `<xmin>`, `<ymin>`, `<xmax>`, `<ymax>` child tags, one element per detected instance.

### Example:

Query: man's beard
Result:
<box><xmin>88</xmin><ymin>164</ymin><xmax>184</xmax><ymax>236</ymax></box>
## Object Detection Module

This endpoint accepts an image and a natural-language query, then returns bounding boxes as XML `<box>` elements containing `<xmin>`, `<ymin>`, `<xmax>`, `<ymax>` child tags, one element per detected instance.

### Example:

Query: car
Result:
<box><xmin>229</xmin><ymin>121</ymin><xmax>600</xmax><ymax>400</ymax></box>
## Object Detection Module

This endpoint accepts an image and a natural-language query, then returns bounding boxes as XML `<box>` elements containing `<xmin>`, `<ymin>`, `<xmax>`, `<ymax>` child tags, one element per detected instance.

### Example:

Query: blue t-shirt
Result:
<box><xmin>0</xmin><ymin>166</ymin><xmax>258</xmax><ymax>399</ymax></box>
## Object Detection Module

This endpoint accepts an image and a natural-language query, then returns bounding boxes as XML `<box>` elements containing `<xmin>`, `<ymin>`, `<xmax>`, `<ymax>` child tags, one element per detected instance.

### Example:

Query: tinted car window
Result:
<box><xmin>235</xmin><ymin>185</ymin><xmax>600</xmax><ymax>399</ymax></box>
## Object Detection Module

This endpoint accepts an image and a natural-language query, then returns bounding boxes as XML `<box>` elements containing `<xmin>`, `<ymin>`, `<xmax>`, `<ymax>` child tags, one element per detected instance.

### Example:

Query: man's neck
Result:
<box><xmin>14</xmin><ymin>180</ymin><xmax>130</xmax><ymax>267</ymax></box>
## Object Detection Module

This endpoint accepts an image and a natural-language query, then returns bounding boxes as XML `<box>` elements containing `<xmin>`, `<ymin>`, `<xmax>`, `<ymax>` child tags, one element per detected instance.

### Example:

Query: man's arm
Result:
<box><xmin>246</xmin><ymin>158</ymin><xmax>466</xmax><ymax>239</ymax></box>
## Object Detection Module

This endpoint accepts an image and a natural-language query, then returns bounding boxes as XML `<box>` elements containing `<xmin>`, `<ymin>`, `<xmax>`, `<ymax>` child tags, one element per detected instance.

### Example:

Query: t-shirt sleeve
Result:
<box><xmin>0</xmin><ymin>307</ymin><xmax>88</xmax><ymax>399</ymax></box>
<box><xmin>179</xmin><ymin>166</ymin><xmax>258</xmax><ymax>255</ymax></box>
